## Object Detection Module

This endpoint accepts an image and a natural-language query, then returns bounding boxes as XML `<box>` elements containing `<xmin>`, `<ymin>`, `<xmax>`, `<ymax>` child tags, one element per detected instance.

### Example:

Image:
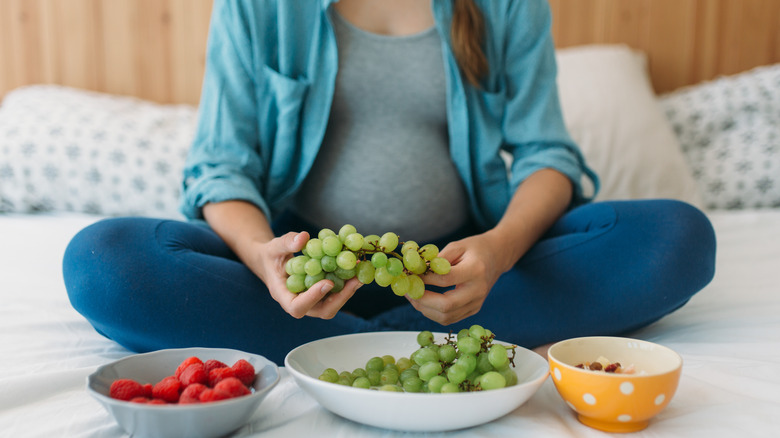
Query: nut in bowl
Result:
<box><xmin>284</xmin><ymin>331</ymin><xmax>549</xmax><ymax>432</ymax></box>
<box><xmin>547</xmin><ymin>336</ymin><xmax>682</xmax><ymax>433</ymax></box>
<box><xmin>87</xmin><ymin>347</ymin><xmax>280</xmax><ymax>438</ymax></box>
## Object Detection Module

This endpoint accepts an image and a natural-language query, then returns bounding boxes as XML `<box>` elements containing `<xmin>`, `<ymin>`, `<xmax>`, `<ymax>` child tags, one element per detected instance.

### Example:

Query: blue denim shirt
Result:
<box><xmin>181</xmin><ymin>0</ymin><xmax>599</xmax><ymax>230</ymax></box>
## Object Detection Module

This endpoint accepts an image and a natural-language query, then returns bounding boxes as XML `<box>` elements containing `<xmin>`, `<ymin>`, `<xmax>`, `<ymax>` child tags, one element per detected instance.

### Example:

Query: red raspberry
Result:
<box><xmin>179</xmin><ymin>383</ymin><xmax>208</xmax><ymax>404</ymax></box>
<box><xmin>231</xmin><ymin>359</ymin><xmax>256</xmax><ymax>386</ymax></box>
<box><xmin>208</xmin><ymin>367</ymin><xmax>235</xmax><ymax>387</ymax></box>
<box><xmin>214</xmin><ymin>377</ymin><xmax>251</xmax><ymax>398</ymax></box>
<box><xmin>204</xmin><ymin>359</ymin><xmax>228</xmax><ymax>375</ymax></box>
<box><xmin>148</xmin><ymin>398</ymin><xmax>167</xmax><ymax>405</ymax></box>
<box><xmin>179</xmin><ymin>363</ymin><xmax>208</xmax><ymax>387</ymax></box>
<box><xmin>109</xmin><ymin>378</ymin><xmax>146</xmax><ymax>401</ymax></box>
<box><xmin>175</xmin><ymin>357</ymin><xmax>203</xmax><ymax>379</ymax></box>
<box><xmin>199</xmin><ymin>388</ymin><xmax>230</xmax><ymax>403</ymax></box>
<box><xmin>129</xmin><ymin>397</ymin><xmax>150</xmax><ymax>403</ymax></box>
<box><xmin>152</xmin><ymin>376</ymin><xmax>182</xmax><ymax>403</ymax></box>
<box><xmin>142</xmin><ymin>383</ymin><xmax>153</xmax><ymax>398</ymax></box>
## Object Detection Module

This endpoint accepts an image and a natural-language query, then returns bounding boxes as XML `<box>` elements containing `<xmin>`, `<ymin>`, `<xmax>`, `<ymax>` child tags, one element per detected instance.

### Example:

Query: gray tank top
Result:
<box><xmin>292</xmin><ymin>9</ymin><xmax>470</xmax><ymax>243</ymax></box>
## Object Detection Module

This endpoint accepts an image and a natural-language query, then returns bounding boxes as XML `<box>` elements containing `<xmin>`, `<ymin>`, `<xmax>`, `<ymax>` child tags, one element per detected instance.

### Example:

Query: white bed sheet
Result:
<box><xmin>1</xmin><ymin>210</ymin><xmax>778</xmax><ymax>437</ymax></box>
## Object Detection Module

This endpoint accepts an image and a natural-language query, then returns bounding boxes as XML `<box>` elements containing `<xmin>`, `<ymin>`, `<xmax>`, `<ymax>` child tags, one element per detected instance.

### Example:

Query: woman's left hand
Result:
<box><xmin>408</xmin><ymin>232</ymin><xmax>509</xmax><ymax>325</ymax></box>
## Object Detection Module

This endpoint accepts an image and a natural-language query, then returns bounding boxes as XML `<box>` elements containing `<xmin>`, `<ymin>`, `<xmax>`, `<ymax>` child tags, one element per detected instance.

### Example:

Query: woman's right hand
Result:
<box><xmin>249</xmin><ymin>231</ymin><xmax>361</xmax><ymax>319</ymax></box>
<box><xmin>202</xmin><ymin>201</ymin><xmax>360</xmax><ymax>320</ymax></box>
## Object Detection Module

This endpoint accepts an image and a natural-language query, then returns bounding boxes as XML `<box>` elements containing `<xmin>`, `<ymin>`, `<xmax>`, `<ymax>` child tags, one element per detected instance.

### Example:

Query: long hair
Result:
<box><xmin>450</xmin><ymin>0</ymin><xmax>488</xmax><ymax>88</ymax></box>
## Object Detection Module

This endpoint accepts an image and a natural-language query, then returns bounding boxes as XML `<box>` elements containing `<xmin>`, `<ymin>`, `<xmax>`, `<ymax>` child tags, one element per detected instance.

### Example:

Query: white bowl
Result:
<box><xmin>284</xmin><ymin>331</ymin><xmax>549</xmax><ymax>432</ymax></box>
<box><xmin>87</xmin><ymin>347</ymin><xmax>280</xmax><ymax>438</ymax></box>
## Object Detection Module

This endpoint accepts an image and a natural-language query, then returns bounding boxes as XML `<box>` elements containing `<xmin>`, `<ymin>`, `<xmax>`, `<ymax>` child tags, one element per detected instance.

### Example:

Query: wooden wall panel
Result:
<box><xmin>548</xmin><ymin>0</ymin><xmax>780</xmax><ymax>93</ymax></box>
<box><xmin>1</xmin><ymin>0</ymin><xmax>778</xmax><ymax>103</ymax></box>
<box><xmin>0</xmin><ymin>0</ymin><xmax>212</xmax><ymax>105</ymax></box>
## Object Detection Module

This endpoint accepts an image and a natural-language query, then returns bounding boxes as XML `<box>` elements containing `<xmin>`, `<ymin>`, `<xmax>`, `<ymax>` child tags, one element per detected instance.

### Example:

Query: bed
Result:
<box><xmin>2</xmin><ymin>1</ymin><xmax>779</xmax><ymax>437</ymax></box>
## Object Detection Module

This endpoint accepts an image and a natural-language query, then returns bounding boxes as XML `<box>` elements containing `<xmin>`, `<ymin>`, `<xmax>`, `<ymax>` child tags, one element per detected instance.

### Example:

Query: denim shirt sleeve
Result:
<box><xmin>179</xmin><ymin>1</ymin><xmax>270</xmax><ymax>221</ymax></box>
<box><xmin>497</xmin><ymin>0</ymin><xmax>599</xmax><ymax>206</ymax></box>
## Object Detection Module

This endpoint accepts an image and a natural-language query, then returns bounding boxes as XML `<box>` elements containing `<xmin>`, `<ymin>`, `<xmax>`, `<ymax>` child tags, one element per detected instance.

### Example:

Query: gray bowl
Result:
<box><xmin>87</xmin><ymin>347</ymin><xmax>279</xmax><ymax>438</ymax></box>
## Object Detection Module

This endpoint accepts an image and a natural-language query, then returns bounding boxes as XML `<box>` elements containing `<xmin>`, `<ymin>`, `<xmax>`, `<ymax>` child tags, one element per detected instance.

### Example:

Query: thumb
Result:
<box><xmin>283</xmin><ymin>231</ymin><xmax>309</xmax><ymax>253</ymax></box>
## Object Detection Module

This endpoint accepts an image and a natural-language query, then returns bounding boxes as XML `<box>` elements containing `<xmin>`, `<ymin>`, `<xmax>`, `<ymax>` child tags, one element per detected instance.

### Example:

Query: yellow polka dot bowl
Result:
<box><xmin>547</xmin><ymin>336</ymin><xmax>682</xmax><ymax>433</ymax></box>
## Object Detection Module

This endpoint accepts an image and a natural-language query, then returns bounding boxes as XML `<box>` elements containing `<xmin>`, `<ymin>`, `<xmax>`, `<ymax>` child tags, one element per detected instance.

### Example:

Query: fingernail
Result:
<box><xmin>321</xmin><ymin>283</ymin><xmax>333</xmax><ymax>294</ymax></box>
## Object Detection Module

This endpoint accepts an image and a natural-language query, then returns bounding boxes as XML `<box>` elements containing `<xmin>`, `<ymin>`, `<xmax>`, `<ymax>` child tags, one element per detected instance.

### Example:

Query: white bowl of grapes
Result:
<box><xmin>284</xmin><ymin>327</ymin><xmax>549</xmax><ymax>432</ymax></box>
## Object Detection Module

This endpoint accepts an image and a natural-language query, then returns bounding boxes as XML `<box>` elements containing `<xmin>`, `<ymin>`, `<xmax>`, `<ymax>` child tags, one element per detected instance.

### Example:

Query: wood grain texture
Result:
<box><xmin>1</xmin><ymin>0</ymin><xmax>778</xmax><ymax>103</ymax></box>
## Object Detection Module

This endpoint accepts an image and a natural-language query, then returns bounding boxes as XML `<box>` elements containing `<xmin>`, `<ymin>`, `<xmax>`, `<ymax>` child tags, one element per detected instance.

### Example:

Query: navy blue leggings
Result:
<box><xmin>63</xmin><ymin>200</ymin><xmax>716</xmax><ymax>365</ymax></box>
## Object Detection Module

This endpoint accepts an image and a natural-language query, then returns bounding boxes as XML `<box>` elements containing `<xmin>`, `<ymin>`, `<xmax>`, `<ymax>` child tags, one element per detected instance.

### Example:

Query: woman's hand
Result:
<box><xmin>409</xmin><ymin>232</ymin><xmax>507</xmax><ymax>325</ymax></box>
<box><xmin>247</xmin><ymin>231</ymin><xmax>361</xmax><ymax>319</ymax></box>
<box><xmin>203</xmin><ymin>200</ymin><xmax>360</xmax><ymax>320</ymax></box>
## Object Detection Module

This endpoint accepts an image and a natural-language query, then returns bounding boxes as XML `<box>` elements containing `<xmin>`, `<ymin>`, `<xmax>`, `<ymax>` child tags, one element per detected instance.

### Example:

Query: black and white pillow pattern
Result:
<box><xmin>0</xmin><ymin>85</ymin><xmax>196</xmax><ymax>218</ymax></box>
<box><xmin>660</xmin><ymin>64</ymin><xmax>780</xmax><ymax>210</ymax></box>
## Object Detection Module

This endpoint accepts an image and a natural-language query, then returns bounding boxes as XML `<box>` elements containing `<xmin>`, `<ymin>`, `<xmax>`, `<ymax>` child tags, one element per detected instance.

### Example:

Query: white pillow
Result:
<box><xmin>555</xmin><ymin>45</ymin><xmax>704</xmax><ymax>207</ymax></box>
<box><xmin>659</xmin><ymin>63</ymin><xmax>780</xmax><ymax>210</ymax></box>
<box><xmin>0</xmin><ymin>85</ymin><xmax>196</xmax><ymax>218</ymax></box>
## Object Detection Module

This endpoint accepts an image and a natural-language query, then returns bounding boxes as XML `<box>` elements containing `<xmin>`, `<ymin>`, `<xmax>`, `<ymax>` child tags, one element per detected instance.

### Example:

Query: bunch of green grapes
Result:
<box><xmin>318</xmin><ymin>325</ymin><xmax>518</xmax><ymax>393</ymax></box>
<box><xmin>284</xmin><ymin>224</ymin><xmax>451</xmax><ymax>298</ymax></box>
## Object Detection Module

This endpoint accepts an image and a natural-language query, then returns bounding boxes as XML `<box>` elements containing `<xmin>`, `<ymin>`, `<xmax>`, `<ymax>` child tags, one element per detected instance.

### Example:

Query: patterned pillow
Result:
<box><xmin>659</xmin><ymin>64</ymin><xmax>780</xmax><ymax>209</ymax></box>
<box><xmin>0</xmin><ymin>85</ymin><xmax>196</xmax><ymax>218</ymax></box>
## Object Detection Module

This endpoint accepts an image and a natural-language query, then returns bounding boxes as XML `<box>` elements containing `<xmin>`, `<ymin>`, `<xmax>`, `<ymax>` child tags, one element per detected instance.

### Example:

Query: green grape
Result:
<box><xmin>440</xmin><ymin>382</ymin><xmax>460</xmax><ymax>393</ymax></box>
<box><xmin>386</xmin><ymin>257</ymin><xmax>403</xmax><ymax>276</ymax></box>
<box><xmin>352</xmin><ymin>376</ymin><xmax>371</xmax><ymax>389</ymax></box>
<box><xmin>336</xmin><ymin>250</ymin><xmax>357</xmax><ymax>270</ymax></box>
<box><xmin>370</xmin><ymin>252</ymin><xmax>388</xmax><ymax>268</ymax></box>
<box><xmin>403</xmin><ymin>250</ymin><xmax>424</xmax><ymax>272</ymax></box>
<box><xmin>457</xmin><ymin>328</ymin><xmax>471</xmax><ymax>341</ymax></box>
<box><xmin>305</xmin><ymin>238</ymin><xmax>324</xmax><ymax>259</ymax></box>
<box><xmin>284</xmin><ymin>258</ymin><xmax>295</xmax><ymax>275</ymax></box>
<box><xmin>334</xmin><ymin>266</ymin><xmax>356</xmax><ymax>280</ymax></box>
<box><xmin>407</xmin><ymin>275</ymin><xmax>425</xmax><ymax>299</ymax></box>
<box><xmin>411</xmin><ymin>347</ymin><xmax>438</xmax><ymax>366</ymax></box>
<box><xmin>418</xmin><ymin>361</ymin><xmax>442</xmax><ymax>381</ymax></box>
<box><xmin>396</xmin><ymin>356</ymin><xmax>413</xmax><ymax>372</ymax></box>
<box><xmin>401</xmin><ymin>240</ymin><xmax>419</xmax><ymax>254</ymax></box>
<box><xmin>338</xmin><ymin>371</ymin><xmax>354</xmax><ymax>385</ymax></box>
<box><xmin>476</xmin><ymin>352</ymin><xmax>494</xmax><ymax>374</ymax></box>
<box><xmin>304</xmin><ymin>258</ymin><xmax>323</xmax><ymax>276</ymax></box>
<box><xmin>291</xmin><ymin>255</ymin><xmax>309</xmax><ymax>275</ymax></box>
<box><xmin>304</xmin><ymin>272</ymin><xmax>325</xmax><ymax>289</ymax></box>
<box><xmin>338</xmin><ymin>224</ymin><xmax>357</xmax><ymax>242</ymax></box>
<box><xmin>499</xmin><ymin>367</ymin><xmax>517</xmax><ymax>387</ymax></box>
<box><xmin>352</xmin><ymin>368</ymin><xmax>367</xmax><ymax>378</ymax></box>
<box><xmin>379</xmin><ymin>384</ymin><xmax>402</xmax><ymax>392</ymax></box>
<box><xmin>390</xmin><ymin>274</ymin><xmax>410</xmax><ymax>296</ymax></box>
<box><xmin>367</xmin><ymin>370</ymin><xmax>381</xmax><ymax>386</ymax></box>
<box><xmin>381</xmin><ymin>355</ymin><xmax>396</xmax><ymax>367</ymax></box>
<box><xmin>446</xmin><ymin>363</ymin><xmax>468</xmax><ymax>385</ymax></box>
<box><xmin>318</xmin><ymin>228</ymin><xmax>336</xmax><ymax>240</ymax></box>
<box><xmin>488</xmin><ymin>344</ymin><xmax>509</xmax><ymax>369</ymax></box>
<box><xmin>419</xmin><ymin>243</ymin><xmax>439</xmax><ymax>261</ymax></box>
<box><xmin>322</xmin><ymin>235</ymin><xmax>343</xmax><ymax>257</ymax></box>
<box><xmin>427</xmin><ymin>375</ymin><xmax>447</xmax><ymax>393</ymax></box>
<box><xmin>344</xmin><ymin>233</ymin><xmax>364</xmax><ymax>252</ymax></box>
<box><xmin>411</xmin><ymin>260</ymin><xmax>427</xmax><ymax>275</ymax></box>
<box><xmin>429</xmin><ymin>257</ymin><xmax>451</xmax><ymax>275</ymax></box>
<box><xmin>286</xmin><ymin>274</ymin><xmax>305</xmax><ymax>293</ymax></box>
<box><xmin>402</xmin><ymin>376</ymin><xmax>424</xmax><ymax>393</ymax></box>
<box><xmin>355</xmin><ymin>261</ymin><xmax>376</xmax><ymax>284</ymax></box>
<box><xmin>438</xmin><ymin>344</ymin><xmax>457</xmax><ymax>363</ymax></box>
<box><xmin>374</xmin><ymin>266</ymin><xmax>394</xmax><ymax>287</ymax></box>
<box><xmin>320</xmin><ymin>255</ymin><xmax>337</xmax><ymax>272</ymax></box>
<box><xmin>457</xmin><ymin>353</ymin><xmax>478</xmax><ymax>374</ymax></box>
<box><xmin>319</xmin><ymin>368</ymin><xmax>338</xmax><ymax>383</ymax></box>
<box><xmin>366</xmin><ymin>356</ymin><xmax>384</xmax><ymax>372</ymax></box>
<box><xmin>378</xmin><ymin>232</ymin><xmax>399</xmax><ymax>252</ymax></box>
<box><xmin>362</xmin><ymin>234</ymin><xmax>380</xmax><ymax>250</ymax></box>
<box><xmin>399</xmin><ymin>368</ymin><xmax>418</xmax><ymax>383</ymax></box>
<box><xmin>457</xmin><ymin>336</ymin><xmax>481</xmax><ymax>355</ymax></box>
<box><xmin>469</xmin><ymin>324</ymin><xmax>487</xmax><ymax>340</ymax></box>
<box><xmin>478</xmin><ymin>371</ymin><xmax>506</xmax><ymax>390</ymax></box>
<box><xmin>417</xmin><ymin>330</ymin><xmax>434</xmax><ymax>347</ymax></box>
<box><xmin>325</xmin><ymin>273</ymin><xmax>344</xmax><ymax>293</ymax></box>
<box><xmin>379</xmin><ymin>368</ymin><xmax>399</xmax><ymax>385</ymax></box>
